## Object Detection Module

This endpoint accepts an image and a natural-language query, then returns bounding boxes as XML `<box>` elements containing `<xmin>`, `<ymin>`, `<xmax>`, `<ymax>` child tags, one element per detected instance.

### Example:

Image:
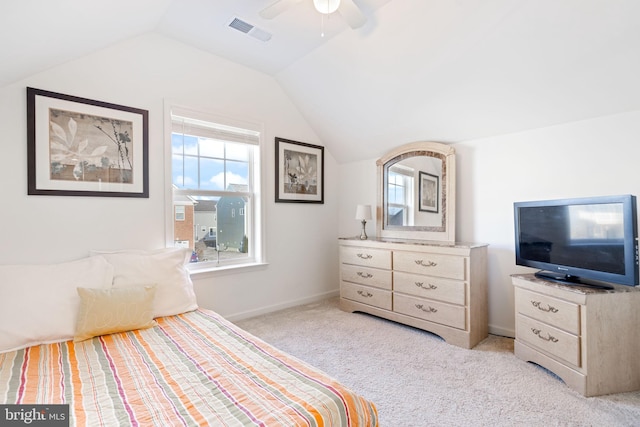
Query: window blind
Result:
<box><xmin>171</xmin><ymin>114</ymin><xmax>259</xmax><ymax>146</ymax></box>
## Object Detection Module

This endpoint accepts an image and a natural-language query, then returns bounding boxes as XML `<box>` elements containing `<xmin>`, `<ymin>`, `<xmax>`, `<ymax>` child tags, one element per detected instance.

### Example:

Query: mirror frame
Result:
<box><xmin>376</xmin><ymin>141</ymin><xmax>456</xmax><ymax>242</ymax></box>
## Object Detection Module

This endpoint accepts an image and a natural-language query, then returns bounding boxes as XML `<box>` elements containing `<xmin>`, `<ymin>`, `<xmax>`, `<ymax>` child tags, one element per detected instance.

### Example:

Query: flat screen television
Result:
<box><xmin>514</xmin><ymin>194</ymin><xmax>639</xmax><ymax>288</ymax></box>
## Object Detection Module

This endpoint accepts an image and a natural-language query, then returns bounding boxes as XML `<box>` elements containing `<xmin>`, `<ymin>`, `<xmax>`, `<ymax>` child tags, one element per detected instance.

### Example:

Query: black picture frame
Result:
<box><xmin>418</xmin><ymin>171</ymin><xmax>439</xmax><ymax>213</ymax></box>
<box><xmin>275</xmin><ymin>137</ymin><xmax>324</xmax><ymax>204</ymax></box>
<box><xmin>27</xmin><ymin>87</ymin><xmax>149</xmax><ymax>198</ymax></box>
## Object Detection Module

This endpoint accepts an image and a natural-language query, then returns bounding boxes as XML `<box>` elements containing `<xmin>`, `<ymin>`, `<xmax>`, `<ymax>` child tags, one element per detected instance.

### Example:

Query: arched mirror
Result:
<box><xmin>376</xmin><ymin>141</ymin><xmax>456</xmax><ymax>242</ymax></box>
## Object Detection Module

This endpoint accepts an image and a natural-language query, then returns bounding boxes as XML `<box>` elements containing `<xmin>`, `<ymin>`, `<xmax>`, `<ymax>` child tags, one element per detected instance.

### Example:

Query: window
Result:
<box><xmin>175</xmin><ymin>205</ymin><xmax>185</xmax><ymax>221</ymax></box>
<box><xmin>169</xmin><ymin>107</ymin><xmax>263</xmax><ymax>270</ymax></box>
<box><xmin>387</xmin><ymin>166</ymin><xmax>414</xmax><ymax>226</ymax></box>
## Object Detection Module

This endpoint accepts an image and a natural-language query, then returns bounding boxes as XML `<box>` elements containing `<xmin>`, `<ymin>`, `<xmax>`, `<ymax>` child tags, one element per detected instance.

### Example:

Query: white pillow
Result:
<box><xmin>91</xmin><ymin>248</ymin><xmax>198</xmax><ymax>318</ymax></box>
<box><xmin>0</xmin><ymin>256</ymin><xmax>114</xmax><ymax>353</ymax></box>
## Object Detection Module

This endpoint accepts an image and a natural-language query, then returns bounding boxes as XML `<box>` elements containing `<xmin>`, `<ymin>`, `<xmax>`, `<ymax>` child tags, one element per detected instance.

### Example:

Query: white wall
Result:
<box><xmin>337</xmin><ymin>158</ymin><xmax>379</xmax><ymax>238</ymax></box>
<box><xmin>0</xmin><ymin>33</ymin><xmax>339</xmax><ymax>320</ymax></box>
<box><xmin>338</xmin><ymin>110</ymin><xmax>640</xmax><ymax>337</ymax></box>
<box><xmin>6</xmin><ymin>31</ymin><xmax>640</xmax><ymax>334</ymax></box>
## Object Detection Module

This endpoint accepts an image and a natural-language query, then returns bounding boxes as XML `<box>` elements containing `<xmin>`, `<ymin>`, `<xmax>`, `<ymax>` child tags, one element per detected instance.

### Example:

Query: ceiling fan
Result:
<box><xmin>259</xmin><ymin>0</ymin><xmax>367</xmax><ymax>29</ymax></box>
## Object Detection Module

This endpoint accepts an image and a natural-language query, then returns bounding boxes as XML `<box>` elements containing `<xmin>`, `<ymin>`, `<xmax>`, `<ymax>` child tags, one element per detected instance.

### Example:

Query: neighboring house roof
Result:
<box><xmin>225</xmin><ymin>184</ymin><xmax>249</xmax><ymax>193</ymax></box>
<box><xmin>194</xmin><ymin>200</ymin><xmax>217</xmax><ymax>212</ymax></box>
<box><xmin>174</xmin><ymin>194</ymin><xmax>196</xmax><ymax>206</ymax></box>
<box><xmin>172</xmin><ymin>185</ymin><xmax>197</xmax><ymax>205</ymax></box>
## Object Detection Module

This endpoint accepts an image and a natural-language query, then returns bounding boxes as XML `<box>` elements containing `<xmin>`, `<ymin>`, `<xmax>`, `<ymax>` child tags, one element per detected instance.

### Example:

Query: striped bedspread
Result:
<box><xmin>0</xmin><ymin>309</ymin><xmax>377</xmax><ymax>426</ymax></box>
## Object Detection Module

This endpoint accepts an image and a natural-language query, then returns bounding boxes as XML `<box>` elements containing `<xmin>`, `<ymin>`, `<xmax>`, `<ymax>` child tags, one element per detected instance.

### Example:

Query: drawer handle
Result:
<box><xmin>415</xmin><ymin>282</ymin><xmax>437</xmax><ymax>290</ymax></box>
<box><xmin>531</xmin><ymin>301</ymin><xmax>559</xmax><ymax>313</ymax></box>
<box><xmin>415</xmin><ymin>259</ymin><xmax>437</xmax><ymax>267</ymax></box>
<box><xmin>415</xmin><ymin>304</ymin><xmax>437</xmax><ymax>313</ymax></box>
<box><xmin>357</xmin><ymin>253</ymin><xmax>372</xmax><ymax>260</ymax></box>
<box><xmin>531</xmin><ymin>328</ymin><xmax>558</xmax><ymax>343</ymax></box>
<box><xmin>357</xmin><ymin>271</ymin><xmax>373</xmax><ymax>279</ymax></box>
<box><xmin>357</xmin><ymin>290</ymin><xmax>373</xmax><ymax>298</ymax></box>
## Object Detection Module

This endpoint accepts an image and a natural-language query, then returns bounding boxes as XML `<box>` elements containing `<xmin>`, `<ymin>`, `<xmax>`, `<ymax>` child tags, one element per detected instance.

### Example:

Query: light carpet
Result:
<box><xmin>236</xmin><ymin>297</ymin><xmax>640</xmax><ymax>427</ymax></box>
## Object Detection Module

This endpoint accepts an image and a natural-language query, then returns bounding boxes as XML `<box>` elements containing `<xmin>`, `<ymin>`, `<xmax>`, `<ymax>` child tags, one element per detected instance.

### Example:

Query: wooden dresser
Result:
<box><xmin>339</xmin><ymin>237</ymin><xmax>488</xmax><ymax>349</ymax></box>
<box><xmin>512</xmin><ymin>274</ymin><xmax>640</xmax><ymax>396</ymax></box>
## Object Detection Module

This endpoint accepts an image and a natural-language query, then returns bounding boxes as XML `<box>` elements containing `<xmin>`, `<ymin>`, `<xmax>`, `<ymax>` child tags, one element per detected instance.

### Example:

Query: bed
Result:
<box><xmin>0</xmin><ymin>249</ymin><xmax>377</xmax><ymax>426</ymax></box>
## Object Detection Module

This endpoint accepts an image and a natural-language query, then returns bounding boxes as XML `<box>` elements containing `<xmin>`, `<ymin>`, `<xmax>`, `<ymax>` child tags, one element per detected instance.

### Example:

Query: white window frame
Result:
<box><xmin>387</xmin><ymin>165</ymin><xmax>414</xmax><ymax>225</ymax></box>
<box><xmin>175</xmin><ymin>205</ymin><xmax>185</xmax><ymax>221</ymax></box>
<box><xmin>164</xmin><ymin>103</ymin><xmax>266</xmax><ymax>274</ymax></box>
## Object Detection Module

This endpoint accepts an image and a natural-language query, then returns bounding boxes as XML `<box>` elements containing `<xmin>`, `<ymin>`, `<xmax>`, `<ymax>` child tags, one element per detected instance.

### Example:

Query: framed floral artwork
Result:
<box><xmin>275</xmin><ymin>137</ymin><xmax>324</xmax><ymax>203</ymax></box>
<box><xmin>27</xmin><ymin>87</ymin><xmax>149</xmax><ymax>197</ymax></box>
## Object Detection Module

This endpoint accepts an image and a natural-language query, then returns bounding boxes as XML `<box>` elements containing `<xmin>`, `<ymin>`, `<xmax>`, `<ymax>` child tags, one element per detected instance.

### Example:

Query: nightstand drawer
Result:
<box><xmin>515</xmin><ymin>288</ymin><xmax>580</xmax><ymax>334</ymax></box>
<box><xmin>340</xmin><ymin>246</ymin><xmax>391</xmax><ymax>269</ymax></box>
<box><xmin>341</xmin><ymin>264</ymin><xmax>392</xmax><ymax>289</ymax></box>
<box><xmin>393</xmin><ymin>251</ymin><xmax>465</xmax><ymax>280</ymax></box>
<box><xmin>341</xmin><ymin>282</ymin><xmax>392</xmax><ymax>310</ymax></box>
<box><xmin>394</xmin><ymin>294</ymin><xmax>466</xmax><ymax>330</ymax></box>
<box><xmin>393</xmin><ymin>271</ymin><xmax>465</xmax><ymax>305</ymax></box>
<box><xmin>517</xmin><ymin>314</ymin><xmax>580</xmax><ymax>367</ymax></box>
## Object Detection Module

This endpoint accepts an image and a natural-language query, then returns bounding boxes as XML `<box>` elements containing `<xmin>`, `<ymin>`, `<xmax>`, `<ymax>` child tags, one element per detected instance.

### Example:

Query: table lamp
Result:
<box><xmin>355</xmin><ymin>204</ymin><xmax>372</xmax><ymax>240</ymax></box>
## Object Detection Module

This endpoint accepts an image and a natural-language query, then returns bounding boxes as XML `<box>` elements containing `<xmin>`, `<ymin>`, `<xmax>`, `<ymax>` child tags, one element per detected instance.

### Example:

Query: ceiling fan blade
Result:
<box><xmin>338</xmin><ymin>0</ymin><xmax>367</xmax><ymax>29</ymax></box>
<box><xmin>259</xmin><ymin>0</ymin><xmax>303</xmax><ymax>19</ymax></box>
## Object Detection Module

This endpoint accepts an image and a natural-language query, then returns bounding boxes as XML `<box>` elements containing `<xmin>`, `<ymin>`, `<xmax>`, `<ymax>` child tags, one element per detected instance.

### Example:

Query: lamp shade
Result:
<box><xmin>355</xmin><ymin>204</ymin><xmax>372</xmax><ymax>221</ymax></box>
<box><xmin>313</xmin><ymin>0</ymin><xmax>340</xmax><ymax>14</ymax></box>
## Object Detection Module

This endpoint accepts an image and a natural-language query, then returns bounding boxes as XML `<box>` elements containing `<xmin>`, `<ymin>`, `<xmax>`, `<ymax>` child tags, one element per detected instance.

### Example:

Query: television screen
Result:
<box><xmin>514</xmin><ymin>195</ymin><xmax>638</xmax><ymax>287</ymax></box>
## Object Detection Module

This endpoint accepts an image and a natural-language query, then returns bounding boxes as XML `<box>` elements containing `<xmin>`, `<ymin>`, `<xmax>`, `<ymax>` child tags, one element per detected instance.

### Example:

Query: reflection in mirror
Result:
<box><xmin>377</xmin><ymin>141</ymin><xmax>455</xmax><ymax>242</ymax></box>
<box><xmin>385</xmin><ymin>153</ymin><xmax>444</xmax><ymax>228</ymax></box>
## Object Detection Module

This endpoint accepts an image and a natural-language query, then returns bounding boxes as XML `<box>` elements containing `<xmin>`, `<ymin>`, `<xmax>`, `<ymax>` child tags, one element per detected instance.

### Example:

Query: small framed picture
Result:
<box><xmin>419</xmin><ymin>171</ymin><xmax>439</xmax><ymax>213</ymax></box>
<box><xmin>27</xmin><ymin>87</ymin><xmax>149</xmax><ymax>197</ymax></box>
<box><xmin>275</xmin><ymin>137</ymin><xmax>324</xmax><ymax>203</ymax></box>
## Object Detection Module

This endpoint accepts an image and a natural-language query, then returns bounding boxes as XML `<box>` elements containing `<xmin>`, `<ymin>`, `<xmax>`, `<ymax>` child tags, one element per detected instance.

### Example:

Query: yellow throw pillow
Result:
<box><xmin>74</xmin><ymin>285</ymin><xmax>157</xmax><ymax>342</ymax></box>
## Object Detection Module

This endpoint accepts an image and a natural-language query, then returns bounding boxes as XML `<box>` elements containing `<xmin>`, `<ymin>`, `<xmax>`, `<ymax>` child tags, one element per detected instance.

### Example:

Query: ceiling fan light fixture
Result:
<box><xmin>313</xmin><ymin>0</ymin><xmax>340</xmax><ymax>14</ymax></box>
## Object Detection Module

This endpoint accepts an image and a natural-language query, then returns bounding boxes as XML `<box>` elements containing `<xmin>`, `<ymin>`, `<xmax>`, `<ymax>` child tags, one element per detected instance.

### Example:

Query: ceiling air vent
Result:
<box><xmin>229</xmin><ymin>18</ymin><xmax>272</xmax><ymax>42</ymax></box>
<box><xmin>229</xmin><ymin>18</ymin><xmax>253</xmax><ymax>33</ymax></box>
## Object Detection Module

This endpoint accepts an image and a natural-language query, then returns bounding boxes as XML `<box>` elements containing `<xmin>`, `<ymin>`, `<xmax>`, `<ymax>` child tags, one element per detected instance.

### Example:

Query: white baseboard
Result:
<box><xmin>489</xmin><ymin>324</ymin><xmax>515</xmax><ymax>339</ymax></box>
<box><xmin>224</xmin><ymin>290</ymin><xmax>339</xmax><ymax>322</ymax></box>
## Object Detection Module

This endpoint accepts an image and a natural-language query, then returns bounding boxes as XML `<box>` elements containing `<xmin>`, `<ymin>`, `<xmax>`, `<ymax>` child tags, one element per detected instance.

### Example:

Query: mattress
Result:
<box><xmin>0</xmin><ymin>308</ymin><xmax>377</xmax><ymax>426</ymax></box>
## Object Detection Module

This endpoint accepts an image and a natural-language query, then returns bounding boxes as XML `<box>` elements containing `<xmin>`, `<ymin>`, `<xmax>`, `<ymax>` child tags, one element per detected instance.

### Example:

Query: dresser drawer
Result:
<box><xmin>393</xmin><ymin>251</ymin><xmax>465</xmax><ymax>280</ymax></box>
<box><xmin>341</xmin><ymin>282</ymin><xmax>392</xmax><ymax>310</ymax></box>
<box><xmin>340</xmin><ymin>246</ymin><xmax>391</xmax><ymax>269</ymax></box>
<box><xmin>341</xmin><ymin>264</ymin><xmax>392</xmax><ymax>290</ymax></box>
<box><xmin>516</xmin><ymin>314</ymin><xmax>580</xmax><ymax>367</ymax></box>
<box><xmin>515</xmin><ymin>288</ymin><xmax>580</xmax><ymax>334</ymax></box>
<box><xmin>394</xmin><ymin>294</ymin><xmax>466</xmax><ymax>330</ymax></box>
<box><xmin>394</xmin><ymin>271</ymin><xmax>465</xmax><ymax>305</ymax></box>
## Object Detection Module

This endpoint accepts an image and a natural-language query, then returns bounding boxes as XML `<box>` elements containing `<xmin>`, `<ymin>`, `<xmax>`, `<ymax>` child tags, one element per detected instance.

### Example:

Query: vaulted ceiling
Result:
<box><xmin>3</xmin><ymin>0</ymin><xmax>640</xmax><ymax>163</ymax></box>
